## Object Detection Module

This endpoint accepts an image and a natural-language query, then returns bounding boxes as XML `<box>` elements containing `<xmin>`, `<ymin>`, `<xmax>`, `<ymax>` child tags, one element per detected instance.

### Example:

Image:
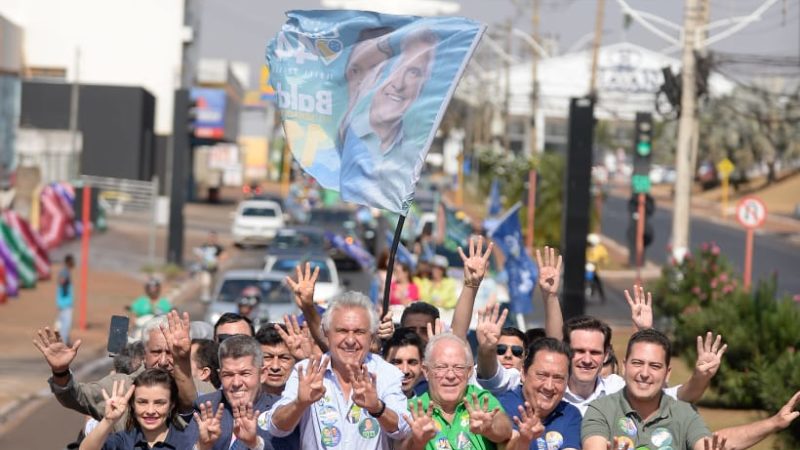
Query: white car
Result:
<box><xmin>232</xmin><ymin>199</ymin><xmax>285</xmax><ymax>247</ymax></box>
<box><xmin>263</xmin><ymin>250</ymin><xmax>343</xmax><ymax>306</ymax></box>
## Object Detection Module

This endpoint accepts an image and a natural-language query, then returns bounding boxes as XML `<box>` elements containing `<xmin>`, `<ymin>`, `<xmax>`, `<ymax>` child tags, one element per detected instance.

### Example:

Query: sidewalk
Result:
<box><xmin>0</xmin><ymin>207</ymin><xmax>225</xmax><ymax>427</ymax></box>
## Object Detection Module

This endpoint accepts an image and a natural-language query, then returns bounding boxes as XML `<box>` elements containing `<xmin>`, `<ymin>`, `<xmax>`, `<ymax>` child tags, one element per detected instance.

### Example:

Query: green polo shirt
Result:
<box><xmin>411</xmin><ymin>384</ymin><xmax>505</xmax><ymax>450</ymax></box>
<box><xmin>582</xmin><ymin>389</ymin><xmax>710</xmax><ymax>449</ymax></box>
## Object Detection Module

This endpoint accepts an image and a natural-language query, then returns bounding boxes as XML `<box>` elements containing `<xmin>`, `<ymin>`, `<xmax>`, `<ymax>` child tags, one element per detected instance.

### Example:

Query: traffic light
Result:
<box><xmin>631</xmin><ymin>112</ymin><xmax>653</xmax><ymax>194</ymax></box>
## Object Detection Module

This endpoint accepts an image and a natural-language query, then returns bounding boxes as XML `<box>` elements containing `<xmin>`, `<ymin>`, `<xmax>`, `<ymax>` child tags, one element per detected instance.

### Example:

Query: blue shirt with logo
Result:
<box><xmin>498</xmin><ymin>385</ymin><xmax>582</xmax><ymax>449</ymax></box>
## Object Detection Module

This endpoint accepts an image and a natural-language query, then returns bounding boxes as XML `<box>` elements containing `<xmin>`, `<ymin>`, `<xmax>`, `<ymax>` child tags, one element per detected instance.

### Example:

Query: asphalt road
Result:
<box><xmin>0</xmin><ymin>244</ymin><xmax>373</xmax><ymax>448</ymax></box>
<box><xmin>602</xmin><ymin>194</ymin><xmax>800</xmax><ymax>297</ymax></box>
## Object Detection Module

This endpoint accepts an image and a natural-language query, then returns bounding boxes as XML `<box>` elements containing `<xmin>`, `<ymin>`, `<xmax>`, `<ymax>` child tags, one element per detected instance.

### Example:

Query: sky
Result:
<box><xmin>198</xmin><ymin>0</ymin><xmax>800</xmax><ymax>89</ymax></box>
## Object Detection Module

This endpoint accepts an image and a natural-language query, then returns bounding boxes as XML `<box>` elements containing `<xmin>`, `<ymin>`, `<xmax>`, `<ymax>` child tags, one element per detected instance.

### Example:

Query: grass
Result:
<box><xmin>609</xmin><ymin>327</ymin><xmax>778</xmax><ymax>449</ymax></box>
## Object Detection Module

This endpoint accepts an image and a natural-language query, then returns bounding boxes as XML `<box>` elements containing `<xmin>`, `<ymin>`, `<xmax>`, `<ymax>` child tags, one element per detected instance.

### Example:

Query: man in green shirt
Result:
<box><xmin>129</xmin><ymin>278</ymin><xmax>172</xmax><ymax>318</ymax></box>
<box><xmin>401</xmin><ymin>333</ymin><xmax>512</xmax><ymax>450</ymax></box>
<box><xmin>582</xmin><ymin>329</ymin><xmax>800</xmax><ymax>450</ymax></box>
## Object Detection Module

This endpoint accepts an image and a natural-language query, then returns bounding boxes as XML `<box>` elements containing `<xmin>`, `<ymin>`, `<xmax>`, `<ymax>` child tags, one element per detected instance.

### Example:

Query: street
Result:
<box><xmin>602</xmin><ymin>194</ymin><xmax>800</xmax><ymax>297</ymax></box>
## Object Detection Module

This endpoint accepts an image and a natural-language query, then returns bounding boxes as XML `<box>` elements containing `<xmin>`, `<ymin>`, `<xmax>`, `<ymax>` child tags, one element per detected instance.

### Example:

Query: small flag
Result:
<box><xmin>489</xmin><ymin>202</ymin><xmax>538</xmax><ymax>315</ymax></box>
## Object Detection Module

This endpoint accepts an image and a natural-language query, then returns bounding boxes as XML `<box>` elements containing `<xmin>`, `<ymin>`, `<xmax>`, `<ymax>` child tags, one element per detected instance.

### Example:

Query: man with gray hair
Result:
<box><xmin>401</xmin><ymin>332</ymin><xmax>512</xmax><ymax>449</ymax></box>
<box><xmin>34</xmin><ymin>311</ymin><xmax>196</xmax><ymax>432</ymax></box>
<box><xmin>268</xmin><ymin>290</ymin><xmax>411</xmax><ymax>449</ymax></box>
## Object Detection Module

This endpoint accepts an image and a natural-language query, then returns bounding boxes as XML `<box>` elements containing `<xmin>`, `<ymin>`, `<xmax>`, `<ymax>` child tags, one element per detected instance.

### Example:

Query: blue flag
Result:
<box><xmin>385</xmin><ymin>230</ymin><xmax>415</xmax><ymax>271</ymax></box>
<box><xmin>489</xmin><ymin>202</ymin><xmax>538</xmax><ymax>314</ymax></box>
<box><xmin>325</xmin><ymin>231</ymin><xmax>375</xmax><ymax>270</ymax></box>
<box><xmin>488</xmin><ymin>178</ymin><xmax>501</xmax><ymax>216</ymax></box>
<box><xmin>267</xmin><ymin>10</ymin><xmax>485</xmax><ymax>214</ymax></box>
<box><xmin>442</xmin><ymin>203</ymin><xmax>471</xmax><ymax>253</ymax></box>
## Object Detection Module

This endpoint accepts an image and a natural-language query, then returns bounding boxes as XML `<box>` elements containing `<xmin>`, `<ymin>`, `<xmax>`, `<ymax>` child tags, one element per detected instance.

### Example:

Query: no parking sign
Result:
<box><xmin>735</xmin><ymin>196</ymin><xmax>767</xmax><ymax>290</ymax></box>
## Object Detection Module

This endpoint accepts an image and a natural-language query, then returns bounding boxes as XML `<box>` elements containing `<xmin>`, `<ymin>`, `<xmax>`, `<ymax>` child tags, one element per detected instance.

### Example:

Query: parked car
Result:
<box><xmin>271</xmin><ymin>226</ymin><xmax>369</xmax><ymax>271</ymax></box>
<box><xmin>264</xmin><ymin>250</ymin><xmax>343</xmax><ymax>305</ymax></box>
<box><xmin>204</xmin><ymin>269</ymin><xmax>296</xmax><ymax>329</ymax></box>
<box><xmin>231</xmin><ymin>199</ymin><xmax>285</xmax><ymax>247</ymax></box>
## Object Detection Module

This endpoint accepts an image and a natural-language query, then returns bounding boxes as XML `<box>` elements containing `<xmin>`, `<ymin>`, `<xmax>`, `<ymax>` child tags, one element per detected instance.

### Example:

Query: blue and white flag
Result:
<box><xmin>385</xmin><ymin>230</ymin><xmax>416</xmax><ymax>271</ymax></box>
<box><xmin>488</xmin><ymin>178</ymin><xmax>502</xmax><ymax>216</ymax></box>
<box><xmin>267</xmin><ymin>10</ymin><xmax>485</xmax><ymax>214</ymax></box>
<box><xmin>489</xmin><ymin>202</ymin><xmax>538</xmax><ymax>314</ymax></box>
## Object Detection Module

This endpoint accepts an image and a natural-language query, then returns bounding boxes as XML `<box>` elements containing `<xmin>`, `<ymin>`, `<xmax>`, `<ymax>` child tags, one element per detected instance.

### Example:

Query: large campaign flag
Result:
<box><xmin>267</xmin><ymin>10</ymin><xmax>485</xmax><ymax>214</ymax></box>
<box><xmin>0</xmin><ymin>221</ymin><xmax>37</xmax><ymax>288</ymax></box>
<box><xmin>489</xmin><ymin>202</ymin><xmax>538</xmax><ymax>315</ymax></box>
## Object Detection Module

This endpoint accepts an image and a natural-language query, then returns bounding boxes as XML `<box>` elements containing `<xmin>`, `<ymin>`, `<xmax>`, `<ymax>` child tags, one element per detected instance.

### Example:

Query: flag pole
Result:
<box><xmin>382</xmin><ymin>215</ymin><xmax>406</xmax><ymax>319</ymax></box>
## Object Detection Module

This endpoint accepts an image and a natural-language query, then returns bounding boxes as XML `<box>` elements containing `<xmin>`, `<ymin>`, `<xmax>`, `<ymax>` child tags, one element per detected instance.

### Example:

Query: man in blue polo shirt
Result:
<box><xmin>498</xmin><ymin>338</ymin><xmax>581</xmax><ymax>450</ymax></box>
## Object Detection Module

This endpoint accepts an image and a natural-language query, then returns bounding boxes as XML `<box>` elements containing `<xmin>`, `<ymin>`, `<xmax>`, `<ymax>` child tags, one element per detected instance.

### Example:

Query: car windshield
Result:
<box><xmin>273</xmin><ymin>231</ymin><xmax>325</xmax><ymax>249</ymax></box>
<box><xmin>309</xmin><ymin>210</ymin><xmax>352</xmax><ymax>226</ymax></box>
<box><xmin>270</xmin><ymin>259</ymin><xmax>332</xmax><ymax>283</ymax></box>
<box><xmin>241</xmin><ymin>207</ymin><xmax>277</xmax><ymax>217</ymax></box>
<box><xmin>216</xmin><ymin>278</ymin><xmax>293</xmax><ymax>304</ymax></box>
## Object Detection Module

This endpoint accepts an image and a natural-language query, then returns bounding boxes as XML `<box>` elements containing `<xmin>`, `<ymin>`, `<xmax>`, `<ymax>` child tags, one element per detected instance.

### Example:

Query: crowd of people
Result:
<box><xmin>33</xmin><ymin>235</ymin><xmax>799</xmax><ymax>449</ymax></box>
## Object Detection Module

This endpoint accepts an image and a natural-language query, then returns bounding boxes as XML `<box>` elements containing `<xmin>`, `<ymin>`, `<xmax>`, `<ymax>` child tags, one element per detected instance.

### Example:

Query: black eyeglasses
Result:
<box><xmin>496</xmin><ymin>344</ymin><xmax>524</xmax><ymax>357</ymax></box>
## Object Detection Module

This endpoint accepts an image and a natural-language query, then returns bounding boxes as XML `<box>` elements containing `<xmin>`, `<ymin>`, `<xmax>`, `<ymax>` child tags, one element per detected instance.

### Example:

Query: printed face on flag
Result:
<box><xmin>267</xmin><ymin>11</ymin><xmax>485</xmax><ymax>214</ymax></box>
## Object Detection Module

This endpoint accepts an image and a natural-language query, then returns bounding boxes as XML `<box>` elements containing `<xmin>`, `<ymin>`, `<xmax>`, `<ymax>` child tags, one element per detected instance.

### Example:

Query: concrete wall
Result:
<box><xmin>0</xmin><ymin>0</ymin><xmax>186</xmax><ymax>134</ymax></box>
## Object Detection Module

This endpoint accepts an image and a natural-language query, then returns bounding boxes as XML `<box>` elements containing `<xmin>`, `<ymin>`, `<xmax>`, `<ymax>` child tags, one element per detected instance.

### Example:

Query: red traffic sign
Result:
<box><xmin>736</xmin><ymin>196</ymin><xmax>767</xmax><ymax>230</ymax></box>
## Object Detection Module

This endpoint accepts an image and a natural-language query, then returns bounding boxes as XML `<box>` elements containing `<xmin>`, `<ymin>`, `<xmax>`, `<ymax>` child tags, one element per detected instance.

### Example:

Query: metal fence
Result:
<box><xmin>81</xmin><ymin>175</ymin><xmax>159</xmax><ymax>264</ymax></box>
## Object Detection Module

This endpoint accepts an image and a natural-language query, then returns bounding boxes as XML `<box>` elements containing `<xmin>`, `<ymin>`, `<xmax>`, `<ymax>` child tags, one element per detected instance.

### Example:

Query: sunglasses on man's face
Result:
<box><xmin>496</xmin><ymin>344</ymin><xmax>524</xmax><ymax>358</ymax></box>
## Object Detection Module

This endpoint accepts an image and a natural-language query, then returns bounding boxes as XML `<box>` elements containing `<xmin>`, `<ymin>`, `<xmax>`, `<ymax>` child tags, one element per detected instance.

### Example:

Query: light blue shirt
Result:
<box><xmin>339</xmin><ymin>111</ymin><xmax>425</xmax><ymax>213</ymax></box>
<box><xmin>267</xmin><ymin>353</ymin><xmax>411</xmax><ymax>449</ymax></box>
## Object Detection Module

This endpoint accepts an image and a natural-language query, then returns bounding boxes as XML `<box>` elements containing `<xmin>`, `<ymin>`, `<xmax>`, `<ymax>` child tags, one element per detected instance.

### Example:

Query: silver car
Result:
<box><xmin>204</xmin><ymin>269</ymin><xmax>297</xmax><ymax>329</ymax></box>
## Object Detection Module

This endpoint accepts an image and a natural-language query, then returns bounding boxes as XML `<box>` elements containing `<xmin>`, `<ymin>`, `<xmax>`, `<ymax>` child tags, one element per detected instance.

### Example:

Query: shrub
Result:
<box><xmin>654</xmin><ymin>243</ymin><xmax>800</xmax><ymax>446</ymax></box>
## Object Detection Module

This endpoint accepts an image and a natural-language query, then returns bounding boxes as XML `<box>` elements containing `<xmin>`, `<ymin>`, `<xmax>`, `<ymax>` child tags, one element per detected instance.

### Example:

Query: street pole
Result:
<box><xmin>689</xmin><ymin>0</ymin><xmax>711</xmax><ymax>187</ymax></box>
<box><xmin>671</xmin><ymin>0</ymin><xmax>699</xmax><ymax>262</ymax></box>
<box><xmin>503</xmin><ymin>19</ymin><xmax>512</xmax><ymax>152</ymax></box>
<box><xmin>69</xmin><ymin>47</ymin><xmax>81</xmax><ymax>180</ymax></box>
<box><xmin>529</xmin><ymin>0</ymin><xmax>540</xmax><ymax>155</ymax></box>
<box><xmin>588</xmin><ymin>0</ymin><xmax>606</xmax><ymax>97</ymax></box>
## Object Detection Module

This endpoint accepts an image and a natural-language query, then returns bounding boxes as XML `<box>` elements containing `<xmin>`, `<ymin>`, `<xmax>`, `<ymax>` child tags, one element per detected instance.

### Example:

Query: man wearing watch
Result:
<box><xmin>267</xmin><ymin>292</ymin><xmax>410</xmax><ymax>449</ymax></box>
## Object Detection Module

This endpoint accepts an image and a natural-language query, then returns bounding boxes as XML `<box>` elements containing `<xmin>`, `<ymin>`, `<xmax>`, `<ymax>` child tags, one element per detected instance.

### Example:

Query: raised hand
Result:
<box><xmin>162</xmin><ymin>310</ymin><xmax>192</xmax><ymax>360</ymax></box>
<box><xmin>276</xmin><ymin>314</ymin><xmax>313</xmax><ymax>361</ymax></box>
<box><xmin>350</xmin><ymin>364</ymin><xmax>381</xmax><ymax>413</ymax></box>
<box><xmin>425</xmin><ymin>318</ymin><xmax>444</xmax><ymax>339</ymax></box>
<box><xmin>194</xmin><ymin>401</ymin><xmax>225</xmax><ymax>450</ymax></box>
<box><xmin>624</xmin><ymin>284</ymin><xmax>653</xmax><ymax>330</ymax></box>
<box><xmin>403</xmin><ymin>398</ymin><xmax>437</xmax><ymax>444</ymax></box>
<box><xmin>232</xmin><ymin>401</ymin><xmax>261</xmax><ymax>446</ymax></box>
<box><xmin>476</xmin><ymin>303</ymin><xmax>508</xmax><ymax>350</ymax></box>
<box><xmin>285</xmin><ymin>263</ymin><xmax>319</xmax><ymax>309</ymax></box>
<box><xmin>535</xmin><ymin>247</ymin><xmax>562</xmax><ymax>297</ymax></box>
<box><xmin>702</xmin><ymin>433</ymin><xmax>728</xmax><ymax>450</ymax></box>
<box><xmin>695</xmin><ymin>332</ymin><xmax>727</xmax><ymax>379</ymax></box>
<box><xmin>377</xmin><ymin>312</ymin><xmax>394</xmax><ymax>341</ymax></box>
<box><xmin>32</xmin><ymin>326</ymin><xmax>82</xmax><ymax>373</ymax></box>
<box><xmin>297</xmin><ymin>356</ymin><xmax>328</xmax><ymax>406</ymax></box>
<box><xmin>513</xmin><ymin>401</ymin><xmax>544</xmax><ymax>444</ymax></box>
<box><xmin>100</xmin><ymin>380</ymin><xmax>134</xmax><ymax>424</ymax></box>
<box><xmin>464</xmin><ymin>392</ymin><xmax>500</xmax><ymax>435</ymax></box>
<box><xmin>773</xmin><ymin>390</ymin><xmax>800</xmax><ymax>430</ymax></box>
<box><xmin>459</xmin><ymin>235</ymin><xmax>494</xmax><ymax>289</ymax></box>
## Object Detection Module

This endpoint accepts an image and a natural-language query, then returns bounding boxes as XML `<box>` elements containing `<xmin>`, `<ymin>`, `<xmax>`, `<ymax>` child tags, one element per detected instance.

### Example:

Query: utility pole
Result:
<box><xmin>588</xmin><ymin>0</ymin><xmax>606</xmax><ymax>97</ymax></box>
<box><xmin>529</xmin><ymin>0</ymin><xmax>540</xmax><ymax>154</ymax></box>
<box><xmin>671</xmin><ymin>0</ymin><xmax>699</xmax><ymax>261</ymax></box>
<box><xmin>689</xmin><ymin>0</ymin><xmax>711</xmax><ymax>180</ymax></box>
<box><xmin>503</xmin><ymin>19</ymin><xmax>512</xmax><ymax>152</ymax></box>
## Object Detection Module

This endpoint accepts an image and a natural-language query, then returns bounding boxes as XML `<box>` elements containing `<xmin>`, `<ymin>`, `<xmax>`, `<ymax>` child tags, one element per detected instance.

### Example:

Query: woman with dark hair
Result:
<box><xmin>79</xmin><ymin>368</ymin><xmax>196</xmax><ymax>449</ymax></box>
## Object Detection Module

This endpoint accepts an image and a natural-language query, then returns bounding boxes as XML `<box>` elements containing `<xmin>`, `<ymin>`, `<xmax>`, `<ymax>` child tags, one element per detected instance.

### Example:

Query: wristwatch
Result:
<box><xmin>369</xmin><ymin>400</ymin><xmax>386</xmax><ymax>419</ymax></box>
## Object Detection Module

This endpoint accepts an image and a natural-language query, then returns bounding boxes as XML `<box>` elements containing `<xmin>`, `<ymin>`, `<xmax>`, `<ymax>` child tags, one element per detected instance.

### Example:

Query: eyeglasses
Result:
<box><xmin>429</xmin><ymin>364</ymin><xmax>471</xmax><ymax>378</ymax></box>
<box><xmin>496</xmin><ymin>344</ymin><xmax>524</xmax><ymax>358</ymax></box>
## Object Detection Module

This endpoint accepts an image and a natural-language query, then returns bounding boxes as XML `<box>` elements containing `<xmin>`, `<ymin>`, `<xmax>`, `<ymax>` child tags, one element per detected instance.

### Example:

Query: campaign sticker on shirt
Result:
<box><xmin>321</xmin><ymin>425</ymin><xmax>342</xmax><ymax>447</ymax></box>
<box><xmin>459</xmin><ymin>411</ymin><xmax>470</xmax><ymax>427</ymax></box>
<box><xmin>318</xmin><ymin>405</ymin><xmax>339</xmax><ymax>426</ymax></box>
<box><xmin>435</xmin><ymin>436</ymin><xmax>452</xmax><ymax>449</ymax></box>
<box><xmin>359</xmin><ymin>418</ymin><xmax>379</xmax><ymax>439</ymax></box>
<box><xmin>456</xmin><ymin>431</ymin><xmax>472</xmax><ymax>449</ymax></box>
<box><xmin>617</xmin><ymin>417</ymin><xmax>638</xmax><ymax>437</ymax></box>
<box><xmin>545</xmin><ymin>431</ymin><xmax>564</xmax><ymax>449</ymax></box>
<box><xmin>614</xmin><ymin>436</ymin><xmax>635</xmax><ymax>449</ymax></box>
<box><xmin>650</xmin><ymin>428</ymin><xmax>674</xmax><ymax>447</ymax></box>
<box><xmin>347</xmin><ymin>404</ymin><xmax>363</xmax><ymax>424</ymax></box>
<box><xmin>257</xmin><ymin>411</ymin><xmax>269</xmax><ymax>430</ymax></box>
